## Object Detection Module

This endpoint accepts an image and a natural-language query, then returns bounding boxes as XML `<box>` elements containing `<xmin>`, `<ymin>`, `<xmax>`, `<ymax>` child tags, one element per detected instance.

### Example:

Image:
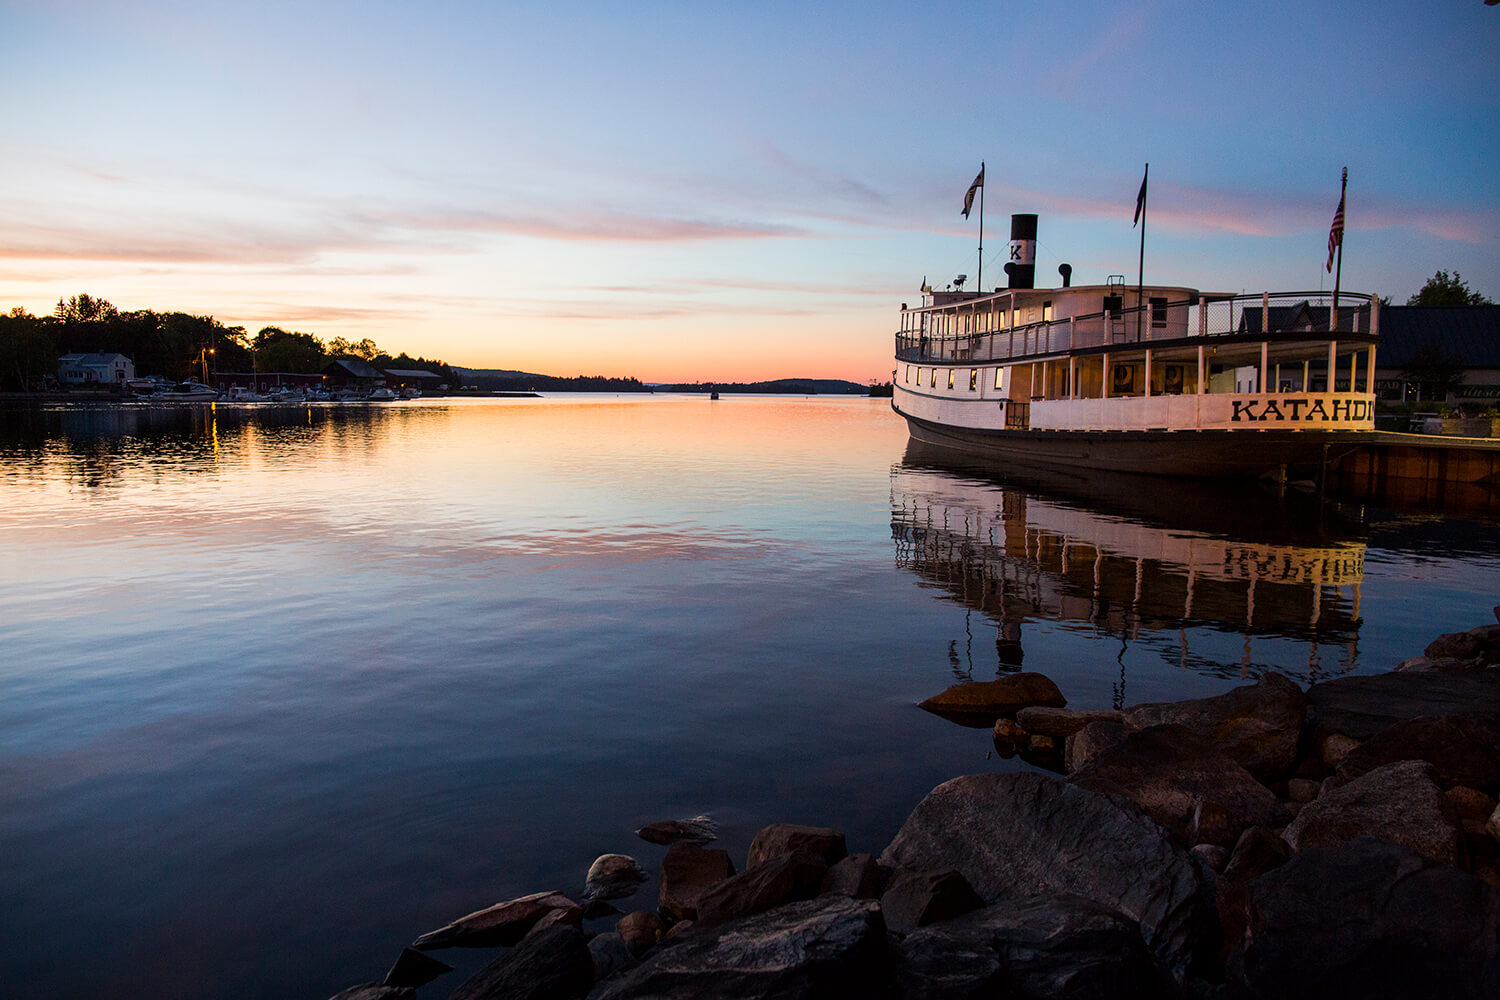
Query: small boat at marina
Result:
<box><xmin>365</xmin><ymin>386</ymin><xmax>399</xmax><ymax>401</ymax></box>
<box><xmin>149</xmin><ymin>381</ymin><xmax>221</xmax><ymax>402</ymax></box>
<box><xmin>892</xmin><ymin>213</ymin><xmax>1380</xmax><ymax>480</ymax></box>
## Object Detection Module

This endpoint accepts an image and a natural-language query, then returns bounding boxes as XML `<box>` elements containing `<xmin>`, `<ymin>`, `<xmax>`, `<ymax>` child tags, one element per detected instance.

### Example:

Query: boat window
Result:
<box><xmin>969</xmin><ymin>369</ymin><xmax>978</xmax><ymax>391</ymax></box>
<box><xmin>947</xmin><ymin>369</ymin><xmax>955</xmax><ymax>390</ymax></box>
<box><xmin>916</xmin><ymin>367</ymin><xmax>924</xmax><ymax>385</ymax></box>
<box><xmin>994</xmin><ymin>368</ymin><xmax>1003</xmax><ymax>390</ymax></box>
<box><xmin>1151</xmin><ymin>297</ymin><xmax>1167</xmax><ymax>328</ymax></box>
<box><xmin>930</xmin><ymin>368</ymin><xmax>937</xmax><ymax>388</ymax></box>
<box><xmin>1042</xmin><ymin>301</ymin><xmax>1053</xmax><ymax>322</ymax></box>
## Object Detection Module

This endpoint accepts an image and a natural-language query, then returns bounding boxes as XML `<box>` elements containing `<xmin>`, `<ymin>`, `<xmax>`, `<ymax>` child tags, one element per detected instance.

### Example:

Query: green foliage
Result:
<box><xmin>326</xmin><ymin>336</ymin><xmax>382</xmax><ymax>361</ymax></box>
<box><xmin>53</xmin><ymin>293</ymin><xmax>119</xmax><ymax>324</ymax></box>
<box><xmin>1407</xmin><ymin>271</ymin><xmax>1493</xmax><ymax>306</ymax></box>
<box><xmin>253</xmin><ymin>327</ymin><xmax>326</xmax><ymax>373</ymax></box>
<box><xmin>0</xmin><ymin>307</ymin><xmax>60</xmax><ymax>391</ymax></box>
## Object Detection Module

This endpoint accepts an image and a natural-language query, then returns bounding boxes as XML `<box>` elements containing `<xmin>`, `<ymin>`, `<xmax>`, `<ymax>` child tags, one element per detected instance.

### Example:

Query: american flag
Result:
<box><xmin>961</xmin><ymin>164</ymin><xmax>984</xmax><ymax>218</ymax></box>
<box><xmin>1326</xmin><ymin>189</ymin><xmax>1345</xmax><ymax>273</ymax></box>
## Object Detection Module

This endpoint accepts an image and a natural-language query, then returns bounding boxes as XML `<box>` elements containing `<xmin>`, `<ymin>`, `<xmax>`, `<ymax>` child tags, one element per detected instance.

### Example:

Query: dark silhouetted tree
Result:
<box><xmin>1407</xmin><ymin>271</ymin><xmax>1493</xmax><ymax>306</ymax></box>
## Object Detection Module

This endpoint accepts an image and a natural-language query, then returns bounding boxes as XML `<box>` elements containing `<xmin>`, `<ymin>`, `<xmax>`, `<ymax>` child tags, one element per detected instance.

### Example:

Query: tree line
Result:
<box><xmin>0</xmin><ymin>294</ymin><xmax>458</xmax><ymax>392</ymax></box>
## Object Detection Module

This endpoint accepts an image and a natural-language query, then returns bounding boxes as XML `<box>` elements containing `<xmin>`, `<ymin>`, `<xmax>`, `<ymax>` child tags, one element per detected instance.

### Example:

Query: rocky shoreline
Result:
<box><xmin>330</xmin><ymin>613</ymin><xmax>1500</xmax><ymax>999</ymax></box>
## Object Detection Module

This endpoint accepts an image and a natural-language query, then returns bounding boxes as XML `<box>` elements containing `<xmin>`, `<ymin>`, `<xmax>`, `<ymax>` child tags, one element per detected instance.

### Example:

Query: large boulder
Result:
<box><xmin>894</xmin><ymin>895</ymin><xmax>1170</xmax><ymax>1000</ymax></box>
<box><xmin>1069</xmin><ymin>724</ymin><xmax>1283</xmax><ymax>847</ymax></box>
<box><xmin>328</xmin><ymin>987</ymin><xmax>413</xmax><ymax>1000</ymax></box>
<box><xmin>1305</xmin><ymin>670</ymin><xmax>1500</xmax><ymax>743</ymax></box>
<box><xmin>587</xmin><ymin>896</ymin><xmax>891</xmax><ymax>1000</ymax></box>
<box><xmin>1121</xmin><ymin>673</ymin><xmax>1305</xmax><ymax>781</ymax></box>
<box><xmin>1066</xmin><ymin>719</ymin><xmax>1130</xmax><ymax>773</ymax></box>
<box><xmin>1282</xmin><ymin>760</ymin><xmax>1462</xmax><ymax>866</ymax></box>
<box><xmin>657</xmin><ymin>843</ymin><xmax>734</xmax><ymax>922</ymax></box>
<box><xmin>918</xmin><ymin>673</ymin><xmax>1066</xmax><ymax>726</ymax></box>
<box><xmin>879</xmin><ymin>772</ymin><xmax>1206</xmax><ymax>974</ymax></box>
<box><xmin>412</xmin><ymin>891</ymin><xmax>580</xmax><ymax>949</ymax></box>
<box><xmin>1334</xmin><ymin>714</ymin><xmax>1500</xmax><ymax>793</ymax></box>
<box><xmin>745</xmin><ymin>823</ymin><xmax>847</xmax><ymax>869</ymax></box>
<box><xmin>819</xmin><ymin>853</ymin><xmax>885</xmax><ymax>900</ymax></box>
<box><xmin>1236</xmin><ymin>837</ymin><xmax>1500</xmax><ymax>999</ymax></box>
<box><xmin>449</xmin><ymin>924</ymin><xmax>593</xmax><ymax>1000</ymax></box>
<box><xmin>694</xmin><ymin>853</ymin><xmax>828</xmax><ymax>928</ymax></box>
<box><xmin>879</xmin><ymin>869</ymin><xmax>984</xmax><ymax>935</ymax></box>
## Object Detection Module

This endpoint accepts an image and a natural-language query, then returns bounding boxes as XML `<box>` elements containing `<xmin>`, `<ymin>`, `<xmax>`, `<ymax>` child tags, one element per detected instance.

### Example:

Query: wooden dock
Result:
<box><xmin>1330</xmin><ymin>432</ymin><xmax>1500</xmax><ymax>512</ymax></box>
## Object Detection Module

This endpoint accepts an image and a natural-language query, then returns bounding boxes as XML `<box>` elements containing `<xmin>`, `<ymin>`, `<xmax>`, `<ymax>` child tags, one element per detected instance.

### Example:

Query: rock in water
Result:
<box><xmin>879</xmin><ymin>772</ymin><xmax>1205</xmax><ymax>975</ymax></box>
<box><xmin>635</xmin><ymin>815</ymin><xmax>719</xmax><ymax>845</ymax></box>
<box><xmin>745</xmin><ymin>823</ymin><xmax>847</xmax><ymax>869</ymax></box>
<box><xmin>585</xmin><ymin>854</ymin><xmax>648</xmax><ymax>901</ymax></box>
<box><xmin>658</xmin><ymin>843</ymin><xmax>735</xmax><ymax>922</ymax></box>
<box><xmin>917</xmin><ymin>673</ymin><xmax>1066</xmax><ymax>726</ymax></box>
<box><xmin>412</xmin><ymin>890</ymin><xmax>580</xmax><ymax>950</ymax></box>
<box><xmin>328</xmin><ymin>987</ymin><xmax>414</xmax><ymax>1000</ymax></box>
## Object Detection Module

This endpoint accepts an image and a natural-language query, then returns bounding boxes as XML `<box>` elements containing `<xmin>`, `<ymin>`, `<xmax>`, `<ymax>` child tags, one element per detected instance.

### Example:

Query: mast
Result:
<box><xmin>1135</xmin><ymin>163</ymin><xmax>1148</xmax><ymax>340</ymax></box>
<box><xmin>977</xmin><ymin>161</ymin><xmax>985</xmax><ymax>293</ymax></box>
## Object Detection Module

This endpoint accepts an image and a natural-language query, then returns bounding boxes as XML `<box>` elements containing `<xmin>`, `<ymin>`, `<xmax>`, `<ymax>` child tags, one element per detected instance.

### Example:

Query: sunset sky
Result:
<box><xmin>3</xmin><ymin>1</ymin><xmax>1497</xmax><ymax>383</ymax></box>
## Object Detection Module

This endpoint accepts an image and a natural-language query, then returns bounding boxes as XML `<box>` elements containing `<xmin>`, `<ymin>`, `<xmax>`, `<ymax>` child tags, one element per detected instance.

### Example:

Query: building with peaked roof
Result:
<box><xmin>58</xmin><ymin>352</ymin><xmax>134</xmax><ymax>386</ymax></box>
<box><xmin>321</xmin><ymin>358</ymin><xmax>386</xmax><ymax>392</ymax></box>
<box><xmin>1373</xmin><ymin>305</ymin><xmax>1500</xmax><ymax>405</ymax></box>
<box><xmin>383</xmin><ymin>368</ymin><xmax>445</xmax><ymax>392</ymax></box>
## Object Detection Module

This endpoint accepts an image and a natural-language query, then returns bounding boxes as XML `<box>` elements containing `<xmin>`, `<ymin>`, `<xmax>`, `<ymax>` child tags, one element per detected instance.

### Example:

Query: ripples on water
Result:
<box><xmin>1</xmin><ymin>395</ymin><xmax>1496</xmax><ymax>998</ymax></box>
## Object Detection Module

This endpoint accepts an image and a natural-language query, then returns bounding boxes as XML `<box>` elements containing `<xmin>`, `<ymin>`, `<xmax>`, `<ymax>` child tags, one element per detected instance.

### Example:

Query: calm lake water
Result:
<box><xmin>2</xmin><ymin>394</ymin><xmax>1497</xmax><ymax>998</ymax></box>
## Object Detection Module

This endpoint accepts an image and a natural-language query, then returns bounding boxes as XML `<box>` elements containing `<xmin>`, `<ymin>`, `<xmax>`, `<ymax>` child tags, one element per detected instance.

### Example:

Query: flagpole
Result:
<box><xmin>1136</xmin><ymin>163</ymin><xmax>1148</xmax><ymax>341</ymax></box>
<box><xmin>977</xmin><ymin>161</ymin><xmax>985</xmax><ymax>294</ymax></box>
<box><xmin>1331</xmin><ymin>167</ymin><xmax>1347</xmax><ymax>329</ymax></box>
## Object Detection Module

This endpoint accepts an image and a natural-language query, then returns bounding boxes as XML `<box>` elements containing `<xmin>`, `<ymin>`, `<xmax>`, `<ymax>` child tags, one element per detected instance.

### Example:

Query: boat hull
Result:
<box><xmin>895</xmin><ymin>404</ymin><xmax>1367</xmax><ymax>479</ymax></box>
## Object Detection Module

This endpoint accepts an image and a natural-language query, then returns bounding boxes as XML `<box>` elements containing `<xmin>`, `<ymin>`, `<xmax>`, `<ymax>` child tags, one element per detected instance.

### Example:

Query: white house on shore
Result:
<box><xmin>58</xmin><ymin>353</ymin><xmax>135</xmax><ymax>386</ymax></box>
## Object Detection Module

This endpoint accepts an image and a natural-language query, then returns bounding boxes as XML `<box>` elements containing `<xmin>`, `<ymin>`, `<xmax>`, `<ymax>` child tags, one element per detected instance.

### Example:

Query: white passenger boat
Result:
<box><xmin>149</xmin><ymin>381</ymin><xmax>221</xmax><ymax>402</ymax></box>
<box><xmin>892</xmin><ymin>214</ymin><xmax>1380</xmax><ymax>479</ymax></box>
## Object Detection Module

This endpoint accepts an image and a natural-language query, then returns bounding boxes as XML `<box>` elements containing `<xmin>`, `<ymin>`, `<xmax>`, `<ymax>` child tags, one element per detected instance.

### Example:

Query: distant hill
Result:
<box><xmin>451</xmin><ymin>367</ymin><xmax>542</xmax><ymax>381</ymax></box>
<box><xmin>652</xmin><ymin>378</ymin><xmax>871</xmax><ymax>395</ymax></box>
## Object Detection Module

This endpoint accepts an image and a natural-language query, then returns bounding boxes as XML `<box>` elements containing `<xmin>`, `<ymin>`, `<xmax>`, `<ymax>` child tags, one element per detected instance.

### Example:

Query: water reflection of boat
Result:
<box><xmin>892</xmin><ymin>442</ymin><xmax>1366</xmax><ymax>680</ymax></box>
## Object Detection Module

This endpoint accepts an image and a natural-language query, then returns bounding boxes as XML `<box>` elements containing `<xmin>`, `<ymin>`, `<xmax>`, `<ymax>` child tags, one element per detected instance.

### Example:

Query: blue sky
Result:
<box><xmin>2</xmin><ymin>0</ymin><xmax>1496</xmax><ymax>381</ymax></box>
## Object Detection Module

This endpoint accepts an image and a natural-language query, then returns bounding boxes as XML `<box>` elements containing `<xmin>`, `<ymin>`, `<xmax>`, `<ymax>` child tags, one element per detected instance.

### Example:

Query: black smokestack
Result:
<box><xmin>1006</xmin><ymin>214</ymin><xmax>1037</xmax><ymax>289</ymax></box>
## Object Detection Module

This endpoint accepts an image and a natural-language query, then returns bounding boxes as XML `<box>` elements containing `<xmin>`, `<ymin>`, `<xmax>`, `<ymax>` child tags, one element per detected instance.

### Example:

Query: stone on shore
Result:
<box><xmin>588</xmin><ymin>896</ymin><xmax>890</xmax><ymax>1000</ymax></box>
<box><xmin>879</xmin><ymin>868</ymin><xmax>983</xmax><ymax>935</ymax></box>
<box><xmin>1236</xmin><ymin>837</ymin><xmax>1500</xmax><ymax>999</ymax></box>
<box><xmin>694</xmin><ymin>853</ymin><xmax>828</xmax><ymax>928</ymax></box>
<box><xmin>819</xmin><ymin>853</ymin><xmax>885</xmax><ymax>899</ymax></box>
<box><xmin>635</xmin><ymin>816</ymin><xmax>718</xmax><ymax>846</ymax></box>
<box><xmin>381</xmin><ymin>947</ymin><xmax>451</xmax><ymax>989</ymax></box>
<box><xmin>1282</xmin><ymin>760</ymin><xmax>1463</xmax><ymax>866</ymax></box>
<box><xmin>1069</xmin><ymin>724</ymin><xmax>1283</xmax><ymax>847</ymax></box>
<box><xmin>448</xmin><ymin>924</ymin><xmax>593</xmax><ymax>1000</ymax></box>
<box><xmin>412</xmin><ymin>890</ymin><xmax>580</xmax><ymax>950</ymax></box>
<box><xmin>587</xmin><ymin>932</ymin><xmax>636</xmax><ymax>982</ymax></box>
<box><xmin>879</xmin><ymin>772</ymin><xmax>1205</xmax><ymax>974</ymax></box>
<box><xmin>745</xmin><ymin>823</ymin><xmax>847</xmax><ymax>869</ymax></box>
<box><xmin>1014</xmin><ymin>706</ymin><xmax>1124</xmax><ymax>739</ymax></box>
<box><xmin>894</xmin><ymin>895</ymin><xmax>1170</xmax><ymax>1000</ymax></box>
<box><xmin>1333</xmin><ymin>713</ymin><xmax>1500</xmax><ymax>793</ymax></box>
<box><xmin>585</xmin><ymin>854</ymin><xmax>648</xmax><ymax>901</ymax></box>
<box><xmin>1121</xmin><ymin>673</ymin><xmax>1305</xmax><ymax>782</ymax></box>
<box><xmin>1305</xmin><ymin>670</ymin><xmax>1500</xmax><ymax>743</ymax></box>
<box><xmin>918</xmin><ymin>673</ymin><xmax>1066</xmax><ymax>726</ymax></box>
<box><xmin>616</xmin><ymin>910</ymin><xmax>664</xmax><ymax>956</ymax></box>
<box><xmin>657</xmin><ymin>843</ymin><xmax>734</xmax><ymax>923</ymax></box>
<box><xmin>1065</xmin><ymin>719</ymin><xmax>1130</xmax><ymax>773</ymax></box>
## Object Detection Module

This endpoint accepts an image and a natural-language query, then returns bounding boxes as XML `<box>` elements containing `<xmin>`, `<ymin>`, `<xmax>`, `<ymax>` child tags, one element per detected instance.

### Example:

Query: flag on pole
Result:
<box><xmin>961</xmin><ymin>165</ymin><xmax>984</xmax><ymax>218</ymax></box>
<box><xmin>1133</xmin><ymin>166</ymin><xmax>1148</xmax><ymax>227</ymax></box>
<box><xmin>1326</xmin><ymin>186</ymin><xmax>1346</xmax><ymax>273</ymax></box>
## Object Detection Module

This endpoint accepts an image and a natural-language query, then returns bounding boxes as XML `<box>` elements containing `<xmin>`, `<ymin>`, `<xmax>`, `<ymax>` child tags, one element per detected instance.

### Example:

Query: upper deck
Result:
<box><xmin>896</xmin><ymin>285</ymin><xmax>1379</xmax><ymax>365</ymax></box>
